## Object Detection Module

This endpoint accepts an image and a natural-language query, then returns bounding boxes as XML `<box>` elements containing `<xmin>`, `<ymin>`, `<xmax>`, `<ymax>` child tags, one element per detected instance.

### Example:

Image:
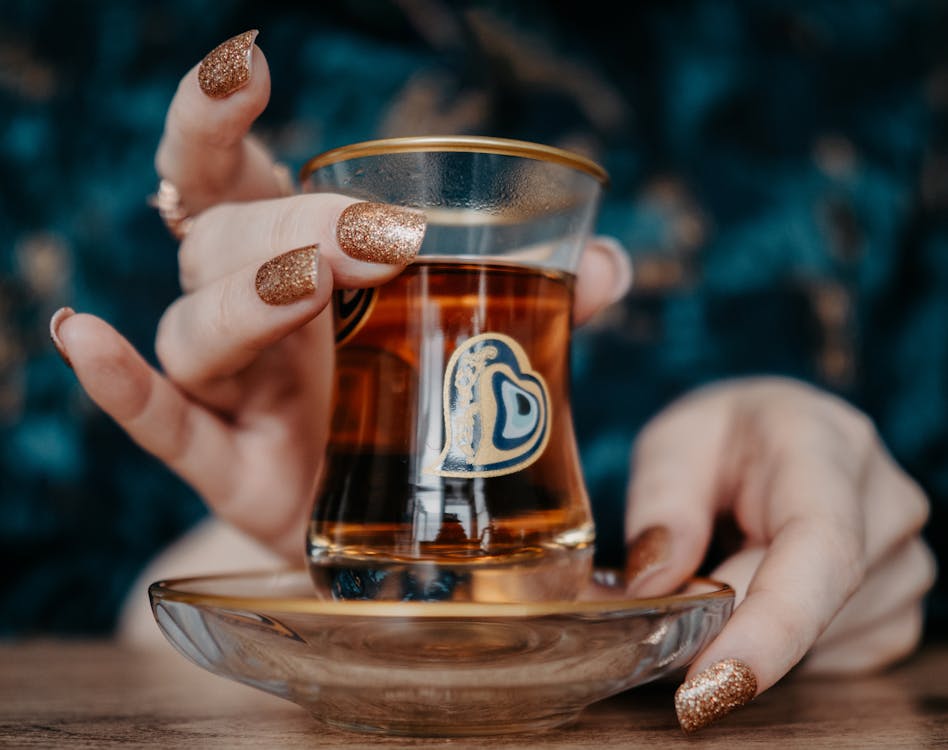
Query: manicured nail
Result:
<box><xmin>675</xmin><ymin>659</ymin><xmax>757</xmax><ymax>733</ymax></box>
<box><xmin>336</xmin><ymin>202</ymin><xmax>426</xmax><ymax>265</ymax></box>
<box><xmin>198</xmin><ymin>30</ymin><xmax>258</xmax><ymax>99</ymax></box>
<box><xmin>625</xmin><ymin>525</ymin><xmax>670</xmax><ymax>588</ymax></box>
<box><xmin>255</xmin><ymin>245</ymin><xmax>319</xmax><ymax>305</ymax></box>
<box><xmin>49</xmin><ymin>306</ymin><xmax>75</xmax><ymax>368</ymax></box>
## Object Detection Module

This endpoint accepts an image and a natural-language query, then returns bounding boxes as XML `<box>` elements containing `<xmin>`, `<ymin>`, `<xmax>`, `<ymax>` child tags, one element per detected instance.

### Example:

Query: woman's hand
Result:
<box><xmin>623</xmin><ymin>377</ymin><xmax>936</xmax><ymax>732</ymax></box>
<box><xmin>50</xmin><ymin>32</ymin><xmax>632</xmax><ymax>563</ymax></box>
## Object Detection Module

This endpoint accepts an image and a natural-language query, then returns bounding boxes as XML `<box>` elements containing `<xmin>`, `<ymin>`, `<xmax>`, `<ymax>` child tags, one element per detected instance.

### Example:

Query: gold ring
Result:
<box><xmin>149</xmin><ymin>163</ymin><xmax>296</xmax><ymax>241</ymax></box>
<box><xmin>148</xmin><ymin>179</ymin><xmax>193</xmax><ymax>241</ymax></box>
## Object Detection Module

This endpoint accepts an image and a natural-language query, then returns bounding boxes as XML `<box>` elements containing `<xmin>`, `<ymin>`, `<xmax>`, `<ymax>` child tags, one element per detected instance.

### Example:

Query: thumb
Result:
<box><xmin>572</xmin><ymin>235</ymin><xmax>633</xmax><ymax>325</ymax></box>
<box><xmin>624</xmin><ymin>387</ymin><xmax>733</xmax><ymax>596</ymax></box>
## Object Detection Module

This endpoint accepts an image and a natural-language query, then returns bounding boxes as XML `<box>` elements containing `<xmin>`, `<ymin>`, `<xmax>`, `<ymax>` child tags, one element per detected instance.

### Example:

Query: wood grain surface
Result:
<box><xmin>1</xmin><ymin>638</ymin><xmax>946</xmax><ymax>748</ymax></box>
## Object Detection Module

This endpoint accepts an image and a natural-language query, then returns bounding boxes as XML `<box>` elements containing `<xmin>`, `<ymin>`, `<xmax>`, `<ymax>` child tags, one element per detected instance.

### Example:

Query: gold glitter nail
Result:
<box><xmin>49</xmin><ymin>306</ymin><xmax>75</xmax><ymax>369</ymax></box>
<box><xmin>198</xmin><ymin>30</ymin><xmax>258</xmax><ymax>99</ymax></box>
<box><xmin>336</xmin><ymin>202</ymin><xmax>426</xmax><ymax>265</ymax></box>
<box><xmin>675</xmin><ymin>658</ymin><xmax>757</xmax><ymax>733</ymax></box>
<box><xmin>255</xmin><ymin>245</ymin><xmax>319</xmax><ymax>305</ymax></box>
<box><xmin>625</xmin><ymin>525</ymin><xmax>670</xmax><ymax>587</ymax></box>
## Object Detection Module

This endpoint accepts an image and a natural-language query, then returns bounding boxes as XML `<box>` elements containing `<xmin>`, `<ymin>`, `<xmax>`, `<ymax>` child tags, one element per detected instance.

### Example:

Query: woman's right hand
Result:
<box><xmin>50</xmin><ymin>31</ymin><xmax>632</xmax><ymax>563</ymax></box>
<box><xmin>51</xmin><ymin>31</ymin><xmax>432</xmax><ymax>560</ymax></box>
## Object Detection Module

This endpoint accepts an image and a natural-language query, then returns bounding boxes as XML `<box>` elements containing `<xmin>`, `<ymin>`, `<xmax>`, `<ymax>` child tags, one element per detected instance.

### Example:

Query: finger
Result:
<box><xmin>53</xmin><ymin>311</ymin><xmax>237</xmax><ymax>506</ymax></box>
<box><xmin>722</xmin><ymin>381</ymin><xmax>925</xmax><ymax>566</ymax></box>
<box><xmin>178</xmin><ymin>194</ymin><xmax>426</xmax><ymax>293</ymax></box>
<box><xmin>674</xmin><ymin>522</ymin><xmax>856</xmax><ymax>733</ymax></box>
<box><xmin>811</xmin><ymin>537</ymin><xmax>937</xmax><ymax>650</ymax></box>
<box><xmin>155</xmin><ymin>30</ymin><xmax>287</xmax><ymax>214</ymax></box>
<box><xmin>56</xmin><ymin>311</ymin><xmax>314</xmax><ymax>555</ymax></box>
<box><xmin>156</xmin><ymin>246</ymin><xmax>334</xmax><ymax>388</ymax></box>
<box><xmin>707</xmin><ymin>537</ymin><xmax>935</xmax><ymax>673</ymax></box>
<box><xmin>673</xmin><ymin>451</ymin><xmax>867</xmax><ymax>732</ymax></box>
<box><xmin>623</xmin><ymin>387</ymin><xmax>734</xmax><ymax>596</ymax></box>
<box><xmin>797</xmin><ymin>604</ymin><xmax>926</xmax><ymax>675</ymax></box>
<box><xmin>676</xmin><ymin>604</ymin><xmax>925</xmax><ymax>734</ymax></box>
<box><xmin>572</xmin><ymin>236</ymin><xmax>633</xmax><ymax>325</ymax></box>
<box><xmin>862</xmin><ymin>443</ymin><xmax>931</xmax><ymax>564</ymax></box>
<box><xmin>707</xmin><ymin>545</ymin><xmax>766</xmax><ymax>606</ymax></box>
<box><xmin>711</xmin><ymin>501</ymin><xmax>934</xmax><ymax>677</ymax></box>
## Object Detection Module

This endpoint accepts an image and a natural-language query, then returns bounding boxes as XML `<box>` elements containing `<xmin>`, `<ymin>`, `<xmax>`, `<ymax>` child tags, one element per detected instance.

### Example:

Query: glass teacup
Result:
<box><xmin>301</xmin><ymin>136</ymin><xmax>608</xmax><ymax>602</ymax></box>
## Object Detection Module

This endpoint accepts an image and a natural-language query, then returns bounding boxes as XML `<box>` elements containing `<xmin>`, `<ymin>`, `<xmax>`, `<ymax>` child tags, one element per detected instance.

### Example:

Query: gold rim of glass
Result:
<box><xmin>149</xmin><ymin>570</ymin><xmax>733</xmax><ymax>618</ymax></box>
<box><xmin>299</xmin><ymin>135</ymin><xmax>610</xmax><ymax>187</ymax></box>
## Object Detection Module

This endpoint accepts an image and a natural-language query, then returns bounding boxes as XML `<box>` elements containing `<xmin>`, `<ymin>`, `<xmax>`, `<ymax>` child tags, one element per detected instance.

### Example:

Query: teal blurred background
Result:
<box><xmin>1</xmin><ymin>0</ymin><xmax>946</xmax><ymax>635</ymax></box>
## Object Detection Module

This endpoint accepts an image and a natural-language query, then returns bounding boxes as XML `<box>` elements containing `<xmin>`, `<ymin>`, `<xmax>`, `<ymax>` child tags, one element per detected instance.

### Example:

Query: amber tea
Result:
<box><xmin>307</xmin><ymin>259</ymin><xmax>595</xmax><ymax>601</ymax></box>
<box><xmin>301</xmin><ymin>136</ymin><xmax>607</xmax><ymax>602</ymax></box>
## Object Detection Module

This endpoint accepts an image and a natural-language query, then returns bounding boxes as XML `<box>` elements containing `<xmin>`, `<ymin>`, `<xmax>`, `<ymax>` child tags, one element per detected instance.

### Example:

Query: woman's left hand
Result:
<box><xmin>621</xmin><ymin>377</ymin><xmax>936</xmax><ymax>731</ymax></box>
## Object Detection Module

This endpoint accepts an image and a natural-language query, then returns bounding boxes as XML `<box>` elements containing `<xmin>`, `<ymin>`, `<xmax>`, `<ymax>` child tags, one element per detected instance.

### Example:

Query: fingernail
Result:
<box><xmin>50</xmin><ymin>306</ymin><xmax>75</xmax><ymax>369</ymax></box>
<box><xmin>337</xmin><ymin>202</ymin><xmax>426</xmax><ymax>265</ymax></box>
<box><xmin>625</xmin><ymin>525</ymin><xmax>670</xmax><ymax>588</ymax></box>
<box><xmin>255</xmin><ymin>245</ymin><xmax>320</xmax><ymax>305</ymax></box>
<box><xmin>675</xmin><ymin>659</ymin><xmax>757</xmax><ymax>733</ymax></box>
<box><xmin>198</xmin><ymin>29</ymin><xmax>258</xmax><ymax>99</ymax></box>
<box><xmin>593</xmin><ymin>235</ymin><xmax>633</xmax><ymax>303</ymax></box>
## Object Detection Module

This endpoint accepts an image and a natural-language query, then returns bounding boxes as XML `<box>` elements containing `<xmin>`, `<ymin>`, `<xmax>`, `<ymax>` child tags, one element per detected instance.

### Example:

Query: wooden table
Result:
<box><xmin>2</xmin><ymin>638</ymin><xmax>946</xmax><ymax>748</ymax></box>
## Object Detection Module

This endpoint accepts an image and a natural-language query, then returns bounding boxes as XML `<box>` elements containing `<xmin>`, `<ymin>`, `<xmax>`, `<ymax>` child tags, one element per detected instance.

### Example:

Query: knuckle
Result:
<box><xmin>177</xmin><ymin>239</ymin><xmax>200</xmax><ymax>291</ymax></box>
<box><xmin>154</xmin><ymin>401</ymin><xmax>193</xmax><ymax>467</ymax></box>
<box><xmin>757</xmin><ymin>597</ymin><xmax>814</xmax><ymax>663</ymax></box>
<box><xmin>901</xmin><ymin>477</ymin><xmax>932</xmax><ymax>533</ymax></box>
<box><xmin>632</xmin><ymin>390</ymin><xmax>726</xmax><ymax>463</ymax></box>
<box><xmin>154</xmin><ymin>308</ymin><xmax>181</xmax><ymax>379</ymax></box>
<box><xmin>775</xmin><ymin>406</ymin><xmax>820</xmax><ymax>444</ymax></box>
<box><xmin>911</xmin><ymin>540</ymin><xmax>939</xmax><ymax>597</ymax></box>
<box><xmin>154</xmin><ymin>300</ymin><xmax>202</xmax><ymax>386</ymax></box>
<box><xmin>837</xmin><ymin>404</ymin><xmax>877</xmax><ymax>450</ymax></box>
<box><xmin>769</xmin><ymin>387</ymin><xmax>876</xmax><ymax>449</ymax></box>
<box><xmin>825</xmin><ymin>609</ymin><xmax>924</xmax><ymax>675</ymax></box>
<box><xmin>268</xmin><ymin>195</ymin><xmax>311</xmax><ymax>252</ymax></box>
<box><xmin>212</xmin><ymin>276</ymin><xmax>239</xmax><ymax>344</ymax></box>
<box><xmin>771</xmin><ymin>397</ymin><xmax>879</xmax><ymax>485</ymax></box>
<box><xmin>806</xmin><ymin>521</ymin><xmax>865</xmax><ymax>596</ymax></box>
<box><xmin>176</xmin><ymin>204</ymin><xmax>228</xmax><ymax>291</ymax></box>
<box><xmin>764</xmin><ymin>394</ymin><xmax>826</xmax><ymax>445</ymax></box>
<box><xmin>885</xmin><ymin>606</ymin><xmax>925</xmax><ymax>666</ymax></box>
<box><xmin>778</xmin><ymin>615</ymin><xmax>809</xmax><ymax>656</ymax></box>
<box><xmin>168</xmin><ymin>92</ymin><xmax>240</xmax><ymax>151</ymax></box>
<box><xmin>831</xmin><ymin>534</ymin><xmax>866</xmax><ymax>594</ymax></box>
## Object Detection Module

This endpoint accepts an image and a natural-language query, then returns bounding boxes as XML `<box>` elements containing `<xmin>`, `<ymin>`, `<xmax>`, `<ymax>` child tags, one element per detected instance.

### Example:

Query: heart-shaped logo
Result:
<box><xmin>427</xmin><ymin>332</ymin><xmax>551</xmax><ymax>478</ymax></box>
<box><xmin>333</xmin><ymin>287</ymin><xmax>377</xmax><ymax>345</ymax></box>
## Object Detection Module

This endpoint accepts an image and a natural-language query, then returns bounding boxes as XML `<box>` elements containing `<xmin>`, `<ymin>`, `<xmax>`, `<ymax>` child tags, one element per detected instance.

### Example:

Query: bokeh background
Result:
<box><xmin>1</xmin><ymin>0</ymin><xmax>946</xmax><ymax>635</ymax></box>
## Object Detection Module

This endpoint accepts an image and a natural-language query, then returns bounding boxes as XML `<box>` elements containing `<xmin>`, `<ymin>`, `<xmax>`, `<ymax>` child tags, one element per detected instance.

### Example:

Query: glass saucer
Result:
<box><xmin>149</xmin><ymin>569</ymin><xmax>733</xmax><ymax>737</ymax></box>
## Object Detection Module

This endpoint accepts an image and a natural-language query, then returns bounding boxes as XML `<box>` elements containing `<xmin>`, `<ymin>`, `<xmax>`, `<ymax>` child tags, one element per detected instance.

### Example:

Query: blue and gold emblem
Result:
<box><xmin>428</xmin><ymin>333</ymin><xmax>551</xmax><ymax>478</ymax></box>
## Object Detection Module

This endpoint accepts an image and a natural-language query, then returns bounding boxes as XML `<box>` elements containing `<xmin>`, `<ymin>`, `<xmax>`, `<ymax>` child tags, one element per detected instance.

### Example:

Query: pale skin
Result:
<box><xmin>54</xmin><ymin>39</ymin><xmax>936</xmax><ymax>726</ymax></box>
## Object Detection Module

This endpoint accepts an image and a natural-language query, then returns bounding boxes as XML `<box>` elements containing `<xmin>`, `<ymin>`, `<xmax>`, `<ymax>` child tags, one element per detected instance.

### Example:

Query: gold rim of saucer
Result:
<box><xmin>299</xmin><ymin>135</ymin><xmax>610</xmax><ymax>187</ymax></box>
<box><xmin>149</xmin><ymin>570</ymin><xmax>733</xmax><ymax>619</ymax></box>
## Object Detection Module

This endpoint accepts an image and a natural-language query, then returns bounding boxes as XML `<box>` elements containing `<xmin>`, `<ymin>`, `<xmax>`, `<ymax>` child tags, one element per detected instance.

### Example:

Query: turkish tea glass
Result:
<box><xmin>300</xmin><ymin>136</ymin><xmax>608</xmax><ymax>602</ymax></box>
